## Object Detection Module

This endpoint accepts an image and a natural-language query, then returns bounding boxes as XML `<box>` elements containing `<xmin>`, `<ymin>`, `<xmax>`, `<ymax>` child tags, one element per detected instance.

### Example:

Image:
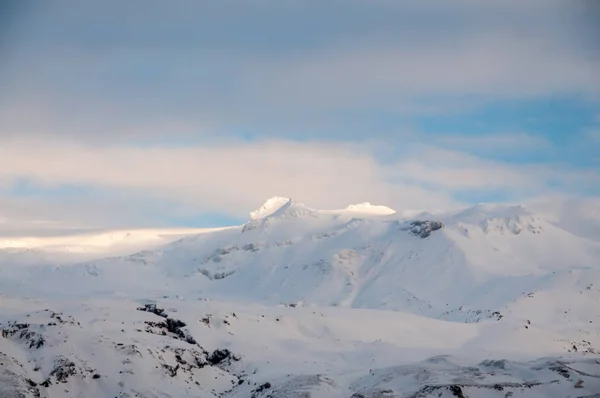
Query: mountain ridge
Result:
<box><xmin>1</xmin><ymin>197</ymin><xmax>599</xmax><ymax>397</ymax></box>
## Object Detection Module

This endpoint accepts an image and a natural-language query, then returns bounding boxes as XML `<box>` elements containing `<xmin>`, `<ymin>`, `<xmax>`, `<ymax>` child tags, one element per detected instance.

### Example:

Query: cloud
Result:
<box><xmin>0</xmin><ymin>138</ymin><xmax>460</xmax><ymax>217</ymax></box>
<box><xmin>241</xmin><ymin>37</ymin><xmax>599</xmax><ymax>113</ymax></box>
<box><xmin>417</xmin><ymin>133</ymin><xmax>551</xmax><ymax>154</ymax></box>
<box><xmin>389</xmin><ymin>146</ymin><xmax>600</xmax><ymax>193</ymax></box>
<box><xmin>1</xmin><ymin>1</ymin><xmax>598</xmax><ymax>233</ymax></box>
<box><xmin>0</xmin><ymin>136</ymin><xmax>598</xmax><ymax>231</ymax></box>
<box><xmin>2</xmin><ymin>35</ymin><xmax>597</xmax><ymax>144</ymax></box>
<box><xmin>1</xmin><ymin>1</ymin><xmax>598</xmax><ymax>140</ymax></box>
<box><xmin>585</xmin><ymin>129</ymin><xmax>600</xmax><ymax>143</ymax></box>
<box><xmin>0</xmin><ymin>194</ymin><xmax>151</xmax><ymax>235</ymax></box>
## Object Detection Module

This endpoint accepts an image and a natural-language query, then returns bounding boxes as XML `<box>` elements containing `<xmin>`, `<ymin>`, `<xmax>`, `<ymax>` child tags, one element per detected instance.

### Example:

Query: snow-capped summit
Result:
<box><xmin>250</xmin><ymin>197</ymin><xmax>397</xmax><ymax>221</ymax></box>
<box><xmin>249</xmin><ymin>196</ymin><xmax>291</xmax><ymax>219</ymax></box>
<box><xmin>267</xmin><ymin>199</ymin><xmax>320</xmax><ymax>220</ymax></box>
<box><xmin>242</xmin><ymin>198</ymin><xmax>322</xmax><ymax>233</ymax></box>
<box><xmin>343</xmin><ymin>202</ymin><xmax>396</xmax><ymax>215</ymax></box>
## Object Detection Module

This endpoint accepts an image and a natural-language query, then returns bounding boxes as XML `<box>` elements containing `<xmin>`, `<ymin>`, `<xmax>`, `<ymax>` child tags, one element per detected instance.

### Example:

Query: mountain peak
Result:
<box><xmin>250</xmin><ymin>197</ymin><xmax>397</xmax><ymax>220</ymax></box>
<box><xmin>249</xmin><ymin>197</ymin><xmax>291</xmax><ymax>220</ymax></box>
<box><xmin>344</xmin><ymin>202</ymin><xmax>396</xmax><ymax>215</ymax></box>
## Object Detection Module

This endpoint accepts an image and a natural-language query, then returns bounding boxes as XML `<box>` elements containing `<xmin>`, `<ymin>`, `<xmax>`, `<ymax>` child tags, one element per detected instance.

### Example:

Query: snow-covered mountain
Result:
<box><xmin>1</xmin><ymin>197</ymin><xmax>599</xmax><ymax>397</ymax></box>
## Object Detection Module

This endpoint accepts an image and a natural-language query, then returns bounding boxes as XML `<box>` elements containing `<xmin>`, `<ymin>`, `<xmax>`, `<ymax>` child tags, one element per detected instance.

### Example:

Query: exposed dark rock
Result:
<box><xmin>162</xmin><ymin>363</ymin><xmax>179</xmax><ymax>377</ymax></box>
<box><xmin>50</xmin><ymin>357</ymin><xmax>77</xmax><ymax>383</ymax></box>
<box><xmin>145</xmin><ymin>321</ymin><xmax>168</xmax><ymax>336</ymax></box>
<box><xmin>448</xmin><ymin>385</ymin><xmax>465</xmax><ymax>398</ymax></box>
<box><xmin>198</xmin><ymin>268</ymin><xmax>236</xmax><ymax>280</ymax></box>
<box><xmin>549</xmin><ymin>364</ymin><xmax>571</xmax><ymax>379</ymax></box>
<box><xmin>29</xmin><ymin>335</ymin><xmax>45</xmax><ymax>349</ymax></box>
<box><xmin>251</xmin><ymin>382</ymin><xmax>272</xmax><ymax>397</ymax></box>
<box><xmin>439</xmin><ymin>308</ymin><xmax>503</xmax><ymax>323</ymax></box>
<box><xmin>402</xmin><ymin>220</ymin><xmax>444</xmax><ymax>238</ymax></box>
<box><xmin>1</xmin><ymin>322</ymin><xmax>45</xmax><ymax>349</ymax></box>
<box><xmin>208</xmin><ymin>349</ymin><xmax>231</xmax><ymax>365</ymax></box>
<box><xmin>479</xmin><ymin>359</ymin><xmax>507</xmax><ymax>369</ymax></box>
<box><xmin>143</xmin><ymin>311</ymin><xmax>197</xmax><ymax>345</ymax></box>
<box><xmin>565</xmin><ymin>340</ymin><xmax>597</xmax><ymax>354</ymax></box>
<box><xmin>165</xmin><ymin>318</ymin><xmax>186</xmax><ymax>334</ymax></box>
<box><xmin>174</xmin><ymin>354</ymin><xmax>186</xmax><ymax>365</ymax></box>
<box><xmin>243</xmin><ymin>243</ymin><xmax>260</xmax><ymax>252</ymax></box>
<box><xmin>136</xmin><ymin>303</ymin><xmax>168</xmax><ymax>318</ymax></box>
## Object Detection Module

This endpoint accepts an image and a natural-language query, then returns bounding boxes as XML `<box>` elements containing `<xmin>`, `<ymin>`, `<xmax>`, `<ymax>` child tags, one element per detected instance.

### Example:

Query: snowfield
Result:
<box><xmin>1</xmin><ymin>197</ymin><xmax>599</xmax><ymax>397</ymax></box>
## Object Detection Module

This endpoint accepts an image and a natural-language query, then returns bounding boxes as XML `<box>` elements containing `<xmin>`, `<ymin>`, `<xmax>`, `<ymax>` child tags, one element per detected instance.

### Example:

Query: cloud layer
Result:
<box><xmin>1</xmin><ymin>0</ymin><xmax>599</xmax><ymax>138</ymax></box>
<box><xmin>1</xmin><ymin>1</ymin><xmax>599</xmax><ymax>233</ymax></box>
<box><xmin>1</xmin><ymin>135</ymin><xmax>598</xmax><ymax>232</ymax></box>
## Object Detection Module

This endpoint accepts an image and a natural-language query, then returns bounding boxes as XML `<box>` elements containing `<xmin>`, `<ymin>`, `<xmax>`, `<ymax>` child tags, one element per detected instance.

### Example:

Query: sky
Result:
<box><xmin>0</xmin><ymin>0</ymin><xmax>599</xmax><ymax>234</ymax></box>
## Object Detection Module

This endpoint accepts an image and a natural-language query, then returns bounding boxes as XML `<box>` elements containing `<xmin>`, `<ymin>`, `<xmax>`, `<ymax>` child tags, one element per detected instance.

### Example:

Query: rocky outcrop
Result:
<box><xmin>402</xmin><ymin>220</ymin><xmax>444</xmax><ymax>238</ymax></box>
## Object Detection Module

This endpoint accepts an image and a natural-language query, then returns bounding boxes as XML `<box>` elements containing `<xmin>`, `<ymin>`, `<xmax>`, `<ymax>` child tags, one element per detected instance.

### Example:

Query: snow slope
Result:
<box><xmin>1</xmin><ymin>197</ymin><xmax>599</xmax><ymax>397</ymax></box>
<box><xmin>1</xmin><ymin>298</ymin><xmax>598</xmax><ymax>398</ymax></box>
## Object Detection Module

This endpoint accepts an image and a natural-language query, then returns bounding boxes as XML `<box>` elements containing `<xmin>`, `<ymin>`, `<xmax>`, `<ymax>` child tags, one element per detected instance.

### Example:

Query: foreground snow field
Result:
<box><xmin>1</xmin><ymin>197</ymin><xmax>599</xmax><ymax>397</ymax></box>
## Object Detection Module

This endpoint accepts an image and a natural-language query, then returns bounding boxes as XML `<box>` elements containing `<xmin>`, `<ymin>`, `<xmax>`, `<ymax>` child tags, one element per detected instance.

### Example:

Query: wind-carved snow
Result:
<box><xmin>267</xmin><ymin>199</ymin><xmax>320</xmax><ymax>220</ymax></box>
<box><xmin>249</xmin><ymin>197</ymin><xmax>291</xmax><ymax>220</ymax></box>
<box><xmin>342</xmin><ymin>202</ymin><xmax>396</xmax><ymax>215</ymax></box>
<box><xmin>479</xmin><ymin>214</ymin><xmax>543</xmax><ymax>235</ymax></box>
<box><xmin>446</xmin><ymin>204</ymin><xmax>543</xmax><ymax>236</ymax></box>
<box><xmin>1</xmin><ymin>198</ymin><xmax>600</xmax><ymax>397</ymax></box>
<box><xmin>242</xmin><ymin>201</ymin><xmax>323</xmax><ymax>235</ymax></box>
